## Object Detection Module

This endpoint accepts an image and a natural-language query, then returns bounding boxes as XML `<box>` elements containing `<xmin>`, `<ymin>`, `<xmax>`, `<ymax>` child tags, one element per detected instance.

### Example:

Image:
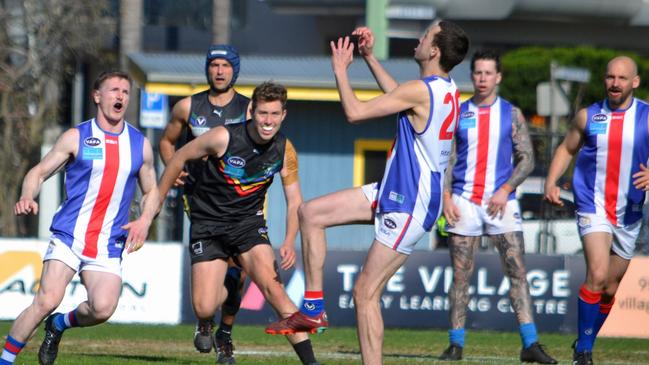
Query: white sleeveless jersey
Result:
<box><xmin>376</xmin><ymin>75</ymin><xmax>460</xmax><ymax>230</ymax></box>
<box><xmin>573</xmin><ymin>98</ymin><xmax>649</xmax><ymax>227</ymax></box>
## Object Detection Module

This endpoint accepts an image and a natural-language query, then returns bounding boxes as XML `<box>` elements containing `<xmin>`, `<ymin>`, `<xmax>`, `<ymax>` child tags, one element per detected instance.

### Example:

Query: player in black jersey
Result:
<box><xmin>159</xmin><ymin>45</ymin><xmax>255</xmax><ymax>363</ymax></box>
<box><xmin>158</xmin><ymin>82</ymin><xmax>319</xmax><ymax>365</ymax></box>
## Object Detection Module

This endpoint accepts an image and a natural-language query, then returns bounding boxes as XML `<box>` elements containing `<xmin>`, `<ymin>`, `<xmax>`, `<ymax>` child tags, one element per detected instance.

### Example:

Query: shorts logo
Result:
<box><xmin>192</xmin><ymin>241</ymin><xmax>204</xmax><ymax>255</ymax></box>
<box><xmin>227</xmin><ymin>156</ymin><xmax>246</xmax><ymax>168</ymax></box>
<box><xmin>460</xmin><ymin>111</ymin><xmax>475</xmax><ymax>119</ymax></box>
<box><xmin>83</xmin><ymin>137</ymin><xmax>101</xmax><ymax>147</ymax></box>
<box><xmin>578</xmin><ymin>216</ymin><xmax>591</xmax><ymax>228</ymax></box>
<box><xmin>383</xmin><ymin>218</ymin><xmax>398</xmax><ymax>230</ymax></box>
<box><xmin>388</xmin><ymin>191</ymin><xmax>405</xmax><ymax>204</ymax></box>
<box><xmin>258</xmin><ymin>227</ymin><xmax>269</xmax><ymax>240</ymax></box>
<box><xmin>592</xmin><ymin>113</ymin><xmax>608</xmax><ymax>122</ymax></box>
<box><xmin>379</xmin><ymin>227</ymin><xmax>394</xmax><ymax>237</ymax></box>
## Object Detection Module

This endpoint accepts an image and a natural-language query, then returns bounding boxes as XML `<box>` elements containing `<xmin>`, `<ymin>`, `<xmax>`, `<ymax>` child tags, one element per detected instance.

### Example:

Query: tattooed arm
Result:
<box><xmin>443</xmin><ymin>138</ymin><xmax>461</xmax><ymax>225</ymax></box>
<box><xmin>486</xmin><ymin>107</ymin><xmax>535</xmax><ymax>218</ymax></box>
<box><xmin>507</xmin><ymin>107</ymin><xmax>535</xmax><ymax>188</ymax></box>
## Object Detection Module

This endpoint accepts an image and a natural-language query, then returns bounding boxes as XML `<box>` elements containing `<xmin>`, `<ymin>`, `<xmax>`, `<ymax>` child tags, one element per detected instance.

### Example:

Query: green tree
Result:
<box><xmin>0</xmin><ymin>0</ymin><xmax>108</xmax><ymax>236</ymax></box>
<box><xmin>500</xmin><ymin>46</ymin><xmax>649</xmax><ymax>116</ymax></box>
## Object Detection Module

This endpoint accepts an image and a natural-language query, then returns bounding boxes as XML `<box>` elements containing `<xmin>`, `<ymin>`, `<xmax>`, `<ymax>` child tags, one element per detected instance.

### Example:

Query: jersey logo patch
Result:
<box><xmin>82</xmin><ymin>147</ymin><xmax>103</xmax><ymax>160</ymax></box>
<box><xmin>592</xmin><ymin>113</ymin><xmax>608</xmax><ymax>122</ymax></box>
<box><xmin>388</xmin><ymin>191</ymin><xmax>405</xmax><ymax>204</ymax></box>
<box><xmin>588</xmin><ymin>122</ymin><xmax>607</xmax><ymax>135</ymax></box>
<box><xmin>459</xmin><ymin>118</ymin><xmax>476</xmax><ymax>130</ymax></box>
<box><xmin>84</xmin><ymin>137</ymin><xmax>101</xmax><ymax>147</ymax></box>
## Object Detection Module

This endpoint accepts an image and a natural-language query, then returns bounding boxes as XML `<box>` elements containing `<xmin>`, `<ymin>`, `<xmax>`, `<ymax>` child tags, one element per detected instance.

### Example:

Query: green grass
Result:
<box><xmin>1</xmin><ymin>321</ymin><xmax>647</xmax><ymax>364</ymax></box>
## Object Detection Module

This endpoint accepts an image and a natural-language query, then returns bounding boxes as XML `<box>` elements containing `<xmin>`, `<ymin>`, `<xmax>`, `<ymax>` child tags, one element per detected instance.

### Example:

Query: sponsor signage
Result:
<box><xmin>0</xmin><ymin>239</ymin><xmax>183</xmax><ymax>324</ymax></box>
<box><xmin>231</xmin><ymin>250</ymin><xmax>587</xmax><ymax>333</ymax></box>
<box><xmin>599</xmin><ymin>257</ymin><xmax>649</xmax><ymax>338</ymax></box>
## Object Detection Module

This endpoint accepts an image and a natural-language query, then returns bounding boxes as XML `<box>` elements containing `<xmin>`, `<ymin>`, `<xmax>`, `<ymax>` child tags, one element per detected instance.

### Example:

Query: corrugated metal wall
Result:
<box><xmin>265</xmin><ymin>100</ymin><xmax>433</xmax><ymax>251</ymax></box>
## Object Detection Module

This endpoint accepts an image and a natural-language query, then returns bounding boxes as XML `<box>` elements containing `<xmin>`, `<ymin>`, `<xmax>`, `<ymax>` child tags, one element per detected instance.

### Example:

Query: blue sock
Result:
<box><xmin>300</xmin><ymin>291</ymin><xmax>324</xmax><ymax>317</ymax></box>
<box><xmin>575</xmin><ymin>285</ymin><xmax>601</xmax><ymax>353</ymax></box>
<box><xmin>53</xmin><ymin>310</ymin><xmax>78</xmax><ymax>332</ymax></box>
<box><xmin>449</xmin><ymin>328</ymin><xmax>465</xmax><ymax>348</ymax></box>
<box><xmin>519</xmin><ymin>322</ymin><xmax>539</xmax><ymax>349</ymax></box>
<box><xmin>226</xmin><ymin>266</ymin><xmax>242</xmax><ymax>282</ymax></box>
<box><xmin>1</xmin><ymin>335</ymin><xmax>25</xmax><ymax>364</ymax></box>
<box><xmin>593</xmin><ymin>298</ymin><xmax>614</xmax><ymax>337</ymax></box>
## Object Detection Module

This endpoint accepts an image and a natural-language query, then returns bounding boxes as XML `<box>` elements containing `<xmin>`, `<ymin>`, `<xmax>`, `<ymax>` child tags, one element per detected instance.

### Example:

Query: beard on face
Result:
<box><xmin>208</xmin><ymin>79</ymin><xmax>231</xmax><ymax>93</ymax></box>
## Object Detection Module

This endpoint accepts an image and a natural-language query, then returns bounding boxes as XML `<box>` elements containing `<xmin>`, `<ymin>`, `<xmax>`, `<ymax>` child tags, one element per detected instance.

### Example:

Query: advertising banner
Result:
<box><xmin>599</xmin><ymin>256</ymin><xmax>649</xmax><ymax>338</ymax></box>
<box><xmin>0</xmin><ymin>239</ymin><xmax>183</xmax><ymax>324</ymax></box>
<box><xmin>231</xmin><ymin>250</ymin><xmax>587</xmax><ymax>333</ymax></box>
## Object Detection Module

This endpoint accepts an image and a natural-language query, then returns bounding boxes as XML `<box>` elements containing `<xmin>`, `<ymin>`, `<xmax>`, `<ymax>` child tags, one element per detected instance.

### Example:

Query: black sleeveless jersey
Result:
<box><xmin>182</xmin><ymin>90</ymin><xmax>249</xmax><ymax>194</ymax></box>
<box><xmin>189</xmin><ymin>122</ymin><xmax>287</xmax><ymax>223</ymax></box>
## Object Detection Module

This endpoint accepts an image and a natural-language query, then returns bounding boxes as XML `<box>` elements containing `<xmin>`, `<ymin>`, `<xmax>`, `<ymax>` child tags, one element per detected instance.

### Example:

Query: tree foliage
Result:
<box><xmin>0</xmin><ymin>0</ymin><xmax>108</xmax><ymax>236</ymax></box>
<box><xmin>500</xmin><ymin>46</ymin><xmax>649</xmax><ymax>116</ymax></box>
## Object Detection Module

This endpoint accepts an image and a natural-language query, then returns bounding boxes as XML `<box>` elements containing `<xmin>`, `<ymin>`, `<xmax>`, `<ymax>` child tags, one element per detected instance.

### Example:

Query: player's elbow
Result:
<box><xmin>345</xmin><ymin>110</ymin><xmax>365</xmax><ymax>124</ymax></box>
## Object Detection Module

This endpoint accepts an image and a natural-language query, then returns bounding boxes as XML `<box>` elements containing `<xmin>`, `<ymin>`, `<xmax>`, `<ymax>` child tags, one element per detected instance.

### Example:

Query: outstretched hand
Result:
<box><xmin>330</xmin><ymin>36</ymin><xmax>355</xmax><ymax>73</ymax></box>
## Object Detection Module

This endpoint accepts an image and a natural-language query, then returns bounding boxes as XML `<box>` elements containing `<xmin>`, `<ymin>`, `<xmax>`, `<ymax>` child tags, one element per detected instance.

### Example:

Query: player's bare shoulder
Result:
<box><xmin>171</xmin><ymin>95</ymin><xmax>193</xmax><ymax>124</ymax></box>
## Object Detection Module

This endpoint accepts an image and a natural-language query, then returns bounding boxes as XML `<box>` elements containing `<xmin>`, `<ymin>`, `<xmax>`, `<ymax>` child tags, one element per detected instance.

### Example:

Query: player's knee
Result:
<box><xmin>352</xmin><ymin>283</ymin><xmax>372</xmax><ymax>307</ymax></box>
<box><xmin>298</xmin><ymin>202</ymin><xmax>314</xmax><ymax>225</ymax></box>
<box><xmin>586</xmin><ymin>270</ymin><xmax>608</xmax><ymax>289</ymax></box>
<box><xmin>299</xmin><ymin>200</ymin><xmax>327</xmax><ymax>228</ymax></box>
<box><xmin>33</xmin><ymin>292</ymin><xmax>62</xmax><ymax>315</ymax></box>
<box><xmin>89</xmin><ymin>299</ymin><xmax>117</xmax><ymax>322</ymax></box>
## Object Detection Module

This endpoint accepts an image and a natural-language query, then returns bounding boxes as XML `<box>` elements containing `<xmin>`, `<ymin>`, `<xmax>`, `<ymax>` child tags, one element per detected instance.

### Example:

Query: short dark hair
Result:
<box><xmin>251</xmin><ymin>81</ymin><xmax>287</xmax><ymax>111</ymax></box>
<box><xmin>93</xmin><ymin>71</ymin><xmax>132</xmax><ymax>91</ymax></box>
<box><xmin>433</xmin><ymin>21</ymin><xmax>469</xmax><ymax>73</ymax></box>
<box><xmin>471</xmin><ymin>50</ymin><xmax>501</xmax><ymax>73</ymax></box>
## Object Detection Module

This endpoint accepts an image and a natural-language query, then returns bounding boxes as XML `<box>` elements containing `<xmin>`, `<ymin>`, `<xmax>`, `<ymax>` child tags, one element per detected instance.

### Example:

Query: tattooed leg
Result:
<box><xmin>492</xmin><ymin>231</ymin><xmax>534</xmax><ymax>324</ymax></box>
<box><xmin>448</xmin><ymin>234</ymin><xmax>481</xmax><ymax>329</ymax></box>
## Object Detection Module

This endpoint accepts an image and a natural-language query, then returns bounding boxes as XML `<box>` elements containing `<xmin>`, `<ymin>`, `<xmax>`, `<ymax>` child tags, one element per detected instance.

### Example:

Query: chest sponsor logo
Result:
<box><xmin>460</xmin><ymin>111</ymin><xmax>475</xmax><ymax>119</ymax></box>
<box><xmin>224</xmin><ymin>156</ymin><xmax>246</xmax><ymax>179</ymax></box>
<box><xmin>459</xmin><ymin>118</ymin><xmax>476</xmax><ymax>130</ymax></box>
<box><xmin>592</xmin><ymin>113</ymin><xmax>608</xmax><ymax>123</ymax></box>
<box><xmin>225</xmin><ymin>117</ymin><xmax>244</xmax><ymax>125</ymax></box>
<box><xmin>84</xmin><ymin>137</ymin><xmax>101</xmax><ymax>147</ymax></box>
<box><xmin>383</xmin><ymin>217</ymin><xmax>398</xmax><ymax>230</ymax></box>
<box><xmin>82</xmin><ymin>147</ymin><xmax>103</xmax><ymax>160</ymax></box>
<box><xmin>227</xmin><ymin>156</ymin><xmax>246</xmax><ymax>168</ymax></box>
<box><xmin>193</xmin><ymin>116</ymin><xmax>207</xmax><ymax>126</ymax></box>
<box><xmin>588</xmin><ymin>122</ymin><xmax>607</xmax><ymax>135</ymax></box>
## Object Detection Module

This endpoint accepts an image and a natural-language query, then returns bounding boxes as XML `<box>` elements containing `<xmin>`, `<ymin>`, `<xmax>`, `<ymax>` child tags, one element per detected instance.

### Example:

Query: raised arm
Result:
<box><xmin>158</xmin><ymin>126</ymin><xmax>230</xmax><ymax>205</ymax></box>
<box><xmin>544</xmin><ymin>108</ymin><xmax>587</xmax><ymax>206</ymax></box>
<box><xmin>331</xmin><ymin>36</ymin><xmax>427</xmax><ymax>124</ymax></box>
<box><xmin>353</xmin><ymin>27</ymin><xmax>399</xmax><ymax>93</ymax></box>
<box><xmin>277</xmin><ymin>139</ymin><xmax>302</xmax><ymax>270</ymax></box>
<box><xmin>123</xmin><ymin>137</ymin><xmax>159</xmax><ymax>253</ymax></box>
<box><xmin>15</xmin><ymin>128</ymin><xmax>78</xmax><ymax>216</ymax></box>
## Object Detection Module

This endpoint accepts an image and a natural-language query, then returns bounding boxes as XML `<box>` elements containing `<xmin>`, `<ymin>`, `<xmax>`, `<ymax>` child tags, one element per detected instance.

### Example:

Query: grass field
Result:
<box><xmin>1</xmin><ymin>321</ymin><xmax>647</xmax><ymax>364</ymax></box>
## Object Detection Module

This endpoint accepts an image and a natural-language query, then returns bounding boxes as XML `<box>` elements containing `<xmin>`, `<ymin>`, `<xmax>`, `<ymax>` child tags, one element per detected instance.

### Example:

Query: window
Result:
<box><xmin>353</xmin><ymin>139</ymin><xmax>393</xmax><ymax>186</ymax></box>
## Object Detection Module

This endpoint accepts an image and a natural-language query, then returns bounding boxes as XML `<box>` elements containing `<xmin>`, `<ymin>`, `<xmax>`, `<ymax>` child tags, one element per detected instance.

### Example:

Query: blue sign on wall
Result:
<box><xmin>139</xmin><ymin>91</ymin><xmax>168</xmax><ymax>129</ymax></box>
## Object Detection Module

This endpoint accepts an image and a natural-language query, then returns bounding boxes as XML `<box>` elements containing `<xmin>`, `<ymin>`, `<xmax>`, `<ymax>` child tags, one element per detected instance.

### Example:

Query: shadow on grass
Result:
<box><xmin>78</xmin><ymin>353</ymin><xmax>196</xmax><ymax>364</ymax></box>
<box><xmin>336</xmin><ymin>349</ymin><xmax>437</xmax><ymax>361</ymax></box>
